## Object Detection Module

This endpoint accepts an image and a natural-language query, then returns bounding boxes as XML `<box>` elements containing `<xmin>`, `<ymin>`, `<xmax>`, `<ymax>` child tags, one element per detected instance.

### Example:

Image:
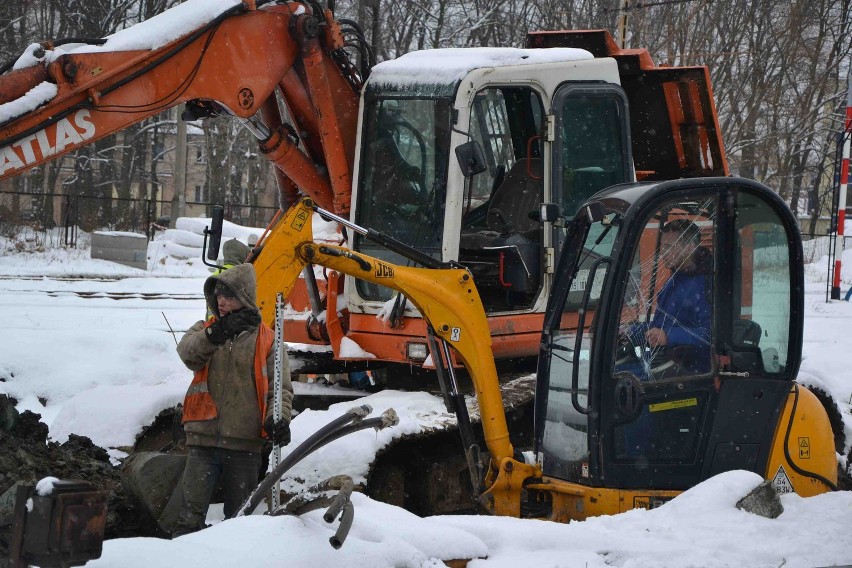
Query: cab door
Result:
<box><xmin>602</xmin><ymin>191</ymin><xmax>721</xmax><ymax>489</ymax></box>
<box><xmin>599</xmin><ymin>182</ymin><xmax>800</xmax><ymax>491</ymax></box>
<box><xmin>550</xmin><ymin>83</ymin><xmax>633</xmax><ymax>255</ymax></box>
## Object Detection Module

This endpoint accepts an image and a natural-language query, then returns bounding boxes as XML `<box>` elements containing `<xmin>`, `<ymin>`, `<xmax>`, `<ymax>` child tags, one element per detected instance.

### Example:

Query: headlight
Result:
<box><xmin>406</xmin><ymin>342</ymin><xmax>429</xmax><ymax>361</ymax></box>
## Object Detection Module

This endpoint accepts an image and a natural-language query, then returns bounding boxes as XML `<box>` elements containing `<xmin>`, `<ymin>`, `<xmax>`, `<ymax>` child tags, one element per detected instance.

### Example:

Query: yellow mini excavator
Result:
<box><xmin>236</xmin><ymin>175</ymin><xmax>839</xmax><ymax>521</ymax></box>
<box><xmin>17</xmin><ymin>179</ymin><xmax>839</xmax><ymax>566</ymax></box>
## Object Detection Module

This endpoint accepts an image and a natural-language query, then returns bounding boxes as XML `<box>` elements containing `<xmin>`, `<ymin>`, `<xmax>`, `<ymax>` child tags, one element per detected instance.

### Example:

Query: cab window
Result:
<box><xmin>614</xmin><ymin>197</ymin><xmax>717</xmax><ymax>382</ymax></box>
<box><xmin>731</xmin><ymin>191</ymin><xmax>792</xmax><ymax>375</ymax></box>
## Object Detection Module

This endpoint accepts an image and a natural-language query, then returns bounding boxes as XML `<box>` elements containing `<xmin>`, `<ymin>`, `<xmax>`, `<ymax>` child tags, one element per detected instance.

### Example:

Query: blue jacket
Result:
<box><xmin>622</xmin><ymin>271</ymin><xmax>711</xmax><ymax>377</ymax></box>
<box><xmin>650</xmin><ymin>272</ymin><xmax>711</xmax><ymax>347</ymax></box>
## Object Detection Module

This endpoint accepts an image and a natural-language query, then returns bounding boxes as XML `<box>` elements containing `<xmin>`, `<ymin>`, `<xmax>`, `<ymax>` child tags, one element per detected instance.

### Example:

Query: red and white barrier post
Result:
<box><xmin>832</xmin><ymin>72</ymin><xmax>852</xmax><ymax>300</ymax></box>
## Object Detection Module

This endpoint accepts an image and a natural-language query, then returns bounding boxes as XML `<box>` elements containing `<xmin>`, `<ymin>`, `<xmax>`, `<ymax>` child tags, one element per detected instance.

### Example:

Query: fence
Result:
<box><xmin>802</xmin><ymin>234</ymin><xmax>832</xmax><ymax>264</ymax></box>
<box><xmin>0</xmin><ymin>191</ymin><xmax>279</xmax><ymax>247</ymax></box>
<box><xmin>0</xmin><ymin>189</ymin><xmax>847</xmax><ymax>265</ymax></box>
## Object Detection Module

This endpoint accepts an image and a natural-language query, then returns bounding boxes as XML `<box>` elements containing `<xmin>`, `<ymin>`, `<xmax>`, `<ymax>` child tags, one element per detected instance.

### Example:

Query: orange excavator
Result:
<box><xmin>0</xmin><ymin>0</ymin><xmax>728</xmax><ymax>382</ymax></box>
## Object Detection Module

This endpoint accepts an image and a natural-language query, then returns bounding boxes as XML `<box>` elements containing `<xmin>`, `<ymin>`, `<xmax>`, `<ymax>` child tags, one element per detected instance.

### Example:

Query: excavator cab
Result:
<box><xmin>533</xmin><ymin>177</ymin><xmax>836</xmax><ymax>517</ymax></box>
<box><xmin>342</xmin><ymin>31</ymin><xmax>730</xmax><ymax>371</ymax></box>
<box><xmin>348</xmin><ymin>47</ymin><xmax>635</xmax><ymax>365</ymax></box>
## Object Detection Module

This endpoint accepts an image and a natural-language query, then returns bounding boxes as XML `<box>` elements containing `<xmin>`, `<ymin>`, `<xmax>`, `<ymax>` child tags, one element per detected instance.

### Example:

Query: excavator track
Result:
<box><xmin>363</xmin><ymin>372</ymin><xmax>536</xmax><ymax>516</ymax></box>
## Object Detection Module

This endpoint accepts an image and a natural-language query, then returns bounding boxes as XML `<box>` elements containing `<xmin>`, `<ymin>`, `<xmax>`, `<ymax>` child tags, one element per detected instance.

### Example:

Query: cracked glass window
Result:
<box><xmin>614</xmin><ymin>197</ymin><xmax>717</xmax><ymax>382</ymax></box>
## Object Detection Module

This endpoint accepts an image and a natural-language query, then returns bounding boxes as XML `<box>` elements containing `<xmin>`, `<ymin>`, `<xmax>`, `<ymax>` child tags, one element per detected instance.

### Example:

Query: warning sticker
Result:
<box><xmin>450</xmin><ymin>327</ymin><xmax>461</xmax><ymax>342</ymax></box>
<box><xmin>290</xmin><ymin>210</ymin><xmax>308</xmax><ymax>230</ymax></box>
<box><xmin>772</xmin><ymin>465</ymin><xmax>795</xmax><ymax>495</ymax></box>
<box><xmin>798</xmin><ymin>437</ymin><xmax>810</xmax><ymax>459</ymax></box>
<box><xmin>649</xmin><ymin>398</ymin><xmax>697</xmax><ymax>413</ymax></box>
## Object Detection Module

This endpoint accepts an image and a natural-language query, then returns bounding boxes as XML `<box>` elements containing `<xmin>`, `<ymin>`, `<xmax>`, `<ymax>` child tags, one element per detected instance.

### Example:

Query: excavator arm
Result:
<box><xmin>250</xmin><ymin>197</ymin><xmax>538</xmax><ymax>515</ymax></box>
<box><xmin>0</xmin><ymin>1</ymin><xmax>359</xmax><ymax>214</ymax></box>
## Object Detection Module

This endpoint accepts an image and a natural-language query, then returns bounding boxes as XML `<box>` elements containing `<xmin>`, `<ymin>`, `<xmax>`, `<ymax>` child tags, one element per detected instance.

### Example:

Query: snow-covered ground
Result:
<box><xmin>1</xmin><ymin>222</ymin><xmax>851</xmax><ymax>567</ymax></box>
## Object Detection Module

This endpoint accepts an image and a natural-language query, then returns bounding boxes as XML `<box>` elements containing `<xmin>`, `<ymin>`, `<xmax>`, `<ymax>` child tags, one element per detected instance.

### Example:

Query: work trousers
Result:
<box><xmin>172</xmin><ymin>445</ymin><xmax>261</xmax><ymax>536</ymax></box>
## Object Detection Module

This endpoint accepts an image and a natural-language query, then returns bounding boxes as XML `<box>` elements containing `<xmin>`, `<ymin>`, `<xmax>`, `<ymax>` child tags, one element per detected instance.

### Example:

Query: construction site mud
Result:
<box><xmin>0</xmin><ymin>395</ymin><xmax>155</xmax><ymax>565</ymax></box>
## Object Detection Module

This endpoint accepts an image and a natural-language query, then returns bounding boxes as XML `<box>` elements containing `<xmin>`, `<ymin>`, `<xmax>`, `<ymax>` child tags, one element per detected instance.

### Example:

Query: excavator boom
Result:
<box><xmin>0</xmin><ymin>1</ymin><xmax>359</xmax><ymax>214</ymax></box>
<box><xmin>251</xmin><ymin>198</ymin><xmax>517</xmax><ymax>469</ymax></box>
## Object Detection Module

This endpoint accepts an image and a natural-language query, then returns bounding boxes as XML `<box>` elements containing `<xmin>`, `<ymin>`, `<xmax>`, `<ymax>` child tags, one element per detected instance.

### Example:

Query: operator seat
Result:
<box><xmin>459</xmin><ymin>159</ymin><xmax>543</xmax><ymax>297</ymax></box>
<box><xmin>461</xmin><ymin>159</ymin><xmax>543</xmax><ymax>249</ymax></box>
<box><xmin>484</xmin><ymin>159</ymin><xmax>543</xmax><ymax>236</ymax></box>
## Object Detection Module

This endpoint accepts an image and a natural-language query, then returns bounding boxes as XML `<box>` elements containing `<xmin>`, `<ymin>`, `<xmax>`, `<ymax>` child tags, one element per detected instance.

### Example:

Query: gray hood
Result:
<box><xmin>203</xmin><ymin>263</ymin><xmax>258</xmax><ymax>317</ymax></box>
<box><xmin>222</xmin><ymin>238</ymin><xmax>250</xmax><ymax>266</ymax></box>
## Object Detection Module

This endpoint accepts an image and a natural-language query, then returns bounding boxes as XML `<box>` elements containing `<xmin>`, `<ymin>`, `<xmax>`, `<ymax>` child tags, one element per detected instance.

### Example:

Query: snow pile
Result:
<box><xmin>0</xmin><ymin>273</ymin><xmax>205</xmax><ymax>449</ymax></box>
<box><xmin>73</xmin><ymin>0</ymin><xmax>242</xmax><ymax>55</ymax></box>
<box><xmin>337</xmin><ymin>336</ymin><xmax>376</xmax><ymax>359</ymax></box>
<box><xmin>12</xmin><ymin>0</ymin><xmax>242</xmax><ymax>72</ymax></box>
<box><xmin>0</xmin><ymin>230</ymin><xmax>149</xmax><ymax>278</ymax></box>
<box><xmin>91</xmin><ymin>493</ymin><xmax>489</xmax><ymax>568</ymax></box>
<box><xmin>371</xmin><ymin>47</ymin><xmax>593</xmax><ymax>87</ymax></box>
<box><xmin>35</xmin><ymin>476</ymin><xmax>60</xmax><ymax>496</ymax></box>
<box><xmin>88</xmin><ymin>470</ymin><xmax>852</xmax><ymax>567</ymax></box>
<box><xmin>441</xmin><ymin>471</ymin><xmax>852</xmax><ymax>567</ymax></box>
<box><xmin>280</xmin><ymin>391</ymin><xmax>455</xmax><ymax>492</ymax></box>
<box><xmin>174</xmin><ymin>216</ymin><xmax>264</xmax><ymax>246</ymax></box>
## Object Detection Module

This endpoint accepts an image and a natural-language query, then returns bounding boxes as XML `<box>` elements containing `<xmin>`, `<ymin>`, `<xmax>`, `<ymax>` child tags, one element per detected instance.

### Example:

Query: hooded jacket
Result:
<box><xmin>221</xmin><ymin>238</ymin><xmax>250</xmax><ymax>267</ymax></box>
<box><xmin>178</xmin><ymin>263</ymin><xmax>293</xmax><ymax>453</ymax></box>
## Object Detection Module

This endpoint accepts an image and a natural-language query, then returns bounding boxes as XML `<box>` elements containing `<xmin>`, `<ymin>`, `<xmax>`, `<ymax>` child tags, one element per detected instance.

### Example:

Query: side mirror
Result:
<box><xmin>455</xmin><ymin>141</ymin><xmax>487</xmax><ymax>177</ymax></box>
<box><xmin>539</xmin><ymin>202</ymin><xmax>560</xmax><ymax>223</ymax></box>
<box><xmin>205</xmin><ymin>205</ymin><xmax>224</xmax><ymax>261</ymax></box>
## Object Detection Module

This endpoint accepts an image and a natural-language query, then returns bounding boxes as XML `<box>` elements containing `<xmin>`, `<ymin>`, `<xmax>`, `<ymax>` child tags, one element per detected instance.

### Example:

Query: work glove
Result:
<box><xmin>204</xmin><ymin>318</ymin><xmax>228</xmax><ymax>345</ymax></box>
<box><xmin>263</xmin><ymin>416</ymin><xmax>291</xmax><ymax>446</ymax></box>
<box><xmin>205</xmin><ymin>310</ymin><xmax>261</xmax><ymax>345</ymax></box>
<box><xmin>222</xmin><ymin>309</ymin><xmax>261</xmax><ymax>338</ymax></box>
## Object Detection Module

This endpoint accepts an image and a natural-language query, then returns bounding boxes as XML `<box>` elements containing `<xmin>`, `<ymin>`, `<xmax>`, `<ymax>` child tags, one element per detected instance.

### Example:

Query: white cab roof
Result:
<box><xmin>369</xmin><ymin>47</ymin><xmax>594</xmax><ymax>89</ymax></box>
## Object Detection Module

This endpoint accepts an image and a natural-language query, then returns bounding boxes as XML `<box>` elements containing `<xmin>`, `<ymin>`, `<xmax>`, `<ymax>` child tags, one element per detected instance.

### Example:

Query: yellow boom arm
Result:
<box><xmin>250</xmin><ymin>198</ymin><xmax>536</xmax><ymax>515</ymax></box>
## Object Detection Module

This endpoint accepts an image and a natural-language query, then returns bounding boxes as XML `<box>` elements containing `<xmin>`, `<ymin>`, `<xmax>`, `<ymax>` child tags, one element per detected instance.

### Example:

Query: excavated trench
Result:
<box><xmin>2</xmin><ymin>369</ymin><xmax>847</xmax><ymax>561</ymax></box>
<box><xmin>0</xmin><ymin>362</ymin><xmax>540</xmax><ymax>560</ymax></box>
<box><xmin>0</xmin><ymin>395</ymin><xmax>159</xmax><ymax>565</ymax></box>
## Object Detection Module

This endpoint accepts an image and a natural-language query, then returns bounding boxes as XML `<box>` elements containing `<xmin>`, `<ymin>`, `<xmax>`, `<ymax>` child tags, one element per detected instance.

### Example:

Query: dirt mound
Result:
<box><xmin>0</xmin><ymin>395</ymin><xmax>156</xmax><ymax>562</ymax></box>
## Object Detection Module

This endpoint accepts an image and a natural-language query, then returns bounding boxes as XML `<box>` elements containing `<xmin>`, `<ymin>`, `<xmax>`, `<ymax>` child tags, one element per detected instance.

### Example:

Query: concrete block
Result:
<box><xmin>91</xmin><ymin>232</ymin><xmax>148</xmax><ymax>270</ymax></box>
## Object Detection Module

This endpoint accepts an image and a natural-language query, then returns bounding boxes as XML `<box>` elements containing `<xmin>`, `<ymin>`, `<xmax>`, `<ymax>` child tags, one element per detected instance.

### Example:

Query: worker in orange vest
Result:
<box><xmin>169</xmin><ymin>263</ymin><xmax>293</xmax><ymax>537</ymax></box>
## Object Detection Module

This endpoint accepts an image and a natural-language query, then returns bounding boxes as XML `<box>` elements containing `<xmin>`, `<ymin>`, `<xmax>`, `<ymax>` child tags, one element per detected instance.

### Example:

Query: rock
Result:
<box><xmin>0</xmin><ymin>396</ymin><xmax>18</xmax><ymax>432</ymax></box>
<box><xmin>736</xmin><ymin>479</ymin><xmax>783</xmax><ymax>518</ymax></box>
<box><xmin>0</xmin><ymin>482</ymin><xmax>25</xmax><ymax>527</ymax></box>
<box><xmin>13</xmin><ymin>410</ymin><xmax>48</xmax><ymax>443</ymax></box>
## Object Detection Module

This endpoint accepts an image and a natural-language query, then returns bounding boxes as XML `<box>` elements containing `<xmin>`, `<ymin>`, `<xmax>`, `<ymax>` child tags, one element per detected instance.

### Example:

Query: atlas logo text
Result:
<box><xmin>0</xmin><ymin>110</ymin><xmax>96</xmax><ymax>175</ymax></box>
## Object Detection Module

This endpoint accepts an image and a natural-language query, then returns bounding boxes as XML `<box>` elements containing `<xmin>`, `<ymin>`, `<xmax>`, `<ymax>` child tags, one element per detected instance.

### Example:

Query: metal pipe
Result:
<box><xmin>329</xmin><ymin>501</ymin><xmax>354</xmax><ymax>549</ymax></box>
<box><xmin>236</xmin><ymin>405</ymin><xmax>371</xmax><ymax>517</ymax></box>
<box><xmin>234</xmin><ymin>114</ymin><xmax>272</xmax><ymax>141</ymax></box>
<box><xmin>323</xmin><ymin>477</ymin><xmax>354</xmax><ymax>523</ymax></box>
<box><xmin>313</xmin><ymin>204</ymin><xmax>366</xmax><ymax>235</ymax></box>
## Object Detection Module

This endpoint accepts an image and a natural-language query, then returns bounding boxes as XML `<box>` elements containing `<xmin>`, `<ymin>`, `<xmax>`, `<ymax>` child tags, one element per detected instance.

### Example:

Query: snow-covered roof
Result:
<box><xmin>368</xmin><ymin>47</ymin><xmax>593</xmax><ymax>96</ymax></box>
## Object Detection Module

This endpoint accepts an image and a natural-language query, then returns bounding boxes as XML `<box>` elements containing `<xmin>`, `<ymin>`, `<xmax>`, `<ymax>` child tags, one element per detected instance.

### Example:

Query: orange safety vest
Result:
<box><xmin>182</xmin><ymin>320</ymin><xmax>275</xmax><ymax>436</ymax></box>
